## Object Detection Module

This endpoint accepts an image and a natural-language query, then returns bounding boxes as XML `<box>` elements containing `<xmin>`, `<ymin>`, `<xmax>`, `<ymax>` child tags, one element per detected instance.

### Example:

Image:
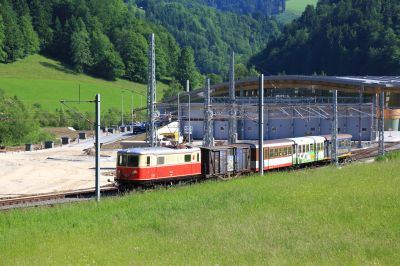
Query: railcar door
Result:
<box><xmin>144</xmin><ymin>155</ymin><xmax>156</xmax><ymax>179</ymax></box>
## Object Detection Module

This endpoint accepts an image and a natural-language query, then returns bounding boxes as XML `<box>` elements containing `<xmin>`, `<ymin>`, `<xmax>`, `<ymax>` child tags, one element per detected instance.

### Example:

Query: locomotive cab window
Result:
<box><xmin>146</xmin><ymin>156</ymin><xmax>151</xmax><ymax>166</ymax></box>
<box><xmin>127</xmin><ymin>155</ymin><xmax>139</xmax><ymax>167</ymax></box>
<box><xmin>117</xmin><ymin>155</ymin><xmax>127</xmax><ymax>166</ymax></box>
<box><xmin>184</xmin><ymin>154</ymin><xmax>191</xmax><ymax>162</ymax></box>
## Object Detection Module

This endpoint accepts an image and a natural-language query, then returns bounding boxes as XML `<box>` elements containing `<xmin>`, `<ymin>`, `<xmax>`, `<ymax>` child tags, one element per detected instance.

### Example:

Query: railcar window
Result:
<box><xmin>117</xmin><ymin>155</ymin><xmax>127</xmax><ymax>166</ymax></box>
<box><xmin>146</xmin><ymin>156</ymin><xmax>150</xmax><ymax>166</ymax></box>
<box><xmin>184</xmin><ymin>154</ymin><xmax>191</xmax><ymax>162</ymax></box>
<box><xmin>269</xmin><ymin>149</ymin><xmax>274</xmax><ymax>158</ymax></box>
<box><xmin>283</xmin><ymin>147</ymin><xmax>287</xmax><ymax>156</ymax></box>
<box><xmin>310</xmin><ymin>144</ymin><xmax>314</xmax><ymax>151</ymax></box>
<box><xmin>306</xmin><ymin>145</ymin><xmax>310</xmax><ymax>152</ymax></box>
<box><xmin>274</xmin><ymin>149</ymin><xmax>278</xmax><ymax>157</ymax></box>
<box><xmin>127</xmin><ymin>155</ymin><xmax>139</xmax><ymax>167</ymax></box>
<box><xmin>197</xmin><ymin>153</ymin><xmax>200</xmax><ymax>162</ymax></box>
<box><xmin>157</xmin><ymin>156</ymin><xmax>165</xmax><ymax>165</ymax></box>
<box><xmin>288</xmin><ymin>147</ymin><xmax>292</xmax><ymax>156</ymax></box>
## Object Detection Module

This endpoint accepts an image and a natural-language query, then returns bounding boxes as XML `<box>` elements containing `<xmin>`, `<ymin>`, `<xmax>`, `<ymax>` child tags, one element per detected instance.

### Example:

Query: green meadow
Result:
<box><xmin>286</xmin><ymin>0</ymin><xmax>318</xmax><ymax>14</ymax></box>
<box><xmin>278</xmin><ymin>0</ymin><xmax>319</xmax><ymax>23</ymax></box>
<box><xmin>1</xmin><ymin>157</ymin><xmax>399</xmax><ymax>265</ymax></box>
<box><xmin>0</xmin><ymin>54</ymin><xmax>168</xmax><ymax>112</ymax></box>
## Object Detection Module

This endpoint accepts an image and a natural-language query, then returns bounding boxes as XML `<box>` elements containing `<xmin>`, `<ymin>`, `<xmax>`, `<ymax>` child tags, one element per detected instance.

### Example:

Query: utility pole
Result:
<box><xmin>121</xmin><ymin>92</ymin><xmax>124</xmax><ymax>126</ymax></box>
<box><xmin>60</xmin><ymin>94</ymin><xmax>101</xmax><ymax>202</ymax></box>
<box><xmin>258</xmin><ymin>74</ymin><xmax>264</xmax><ymax>175</ymax></box>
<box><xmin>131</xmin><ymin>93</ymin><xmax>134</xmax><ymax>130</ymax></box>
<box><xmin>95</xmin><ymin>94</ymin><xmax>101</xmax><ymax>202</ymax></box>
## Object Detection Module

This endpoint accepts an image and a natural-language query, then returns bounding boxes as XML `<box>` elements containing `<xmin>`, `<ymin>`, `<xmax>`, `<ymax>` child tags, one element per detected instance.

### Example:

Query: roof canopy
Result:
<box><xmin>210</xmin><ymin>76</ymin><xmax>400</xmax><ymax>95</ymax></box>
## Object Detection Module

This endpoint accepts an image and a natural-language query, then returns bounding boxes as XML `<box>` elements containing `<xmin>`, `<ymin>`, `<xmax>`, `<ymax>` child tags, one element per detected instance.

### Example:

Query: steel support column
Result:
<box><xmin>358</xmin><ymin>88</ymin><xmax>363</xmax><ymax>147</ymax></box>
<box><xmin>332</xmin><ymin>90</ymin><xmax>338</xmax><ymax>165</ymax></box>
<box><xmin>258</xmin><ymin>74</ymin><xmax>264</xmax><ymax>175</ymax></box>
<box><xmin>95</xmin><ymin>94</ymin><xmax>100</xmax><ymax>202</ymax></box>
<box><xmin>378</xmin><ymin>91</ymin><xmax>385</xmax><ymax>156</ymax></box>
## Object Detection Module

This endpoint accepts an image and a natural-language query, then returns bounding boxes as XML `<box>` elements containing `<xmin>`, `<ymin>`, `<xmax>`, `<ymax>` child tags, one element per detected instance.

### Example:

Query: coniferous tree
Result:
<box><xmin>29</xmin><ymin>0</ymin><xmax>53</xmax><ymax>50</ymax></box>
<box><xmin>90</xmin><ymin>29</ymin><xmax>125</xmax><ymax>80</ymax></box>
<box><xmin>20</xmin><ymin>14</ymin><xmax>40</xmax><ymax>55</ymax></box>
<box><xmin>71</xmin><ymin>25</ymin><xmax>92</xmax><ymax>72</ymax></box>
<box><xmin>0</xmin><ymin>0</ymin><xmax>24</xmax><ymax>62</ymax></box>
<box><xmin>113</xmin><ymin>29</ymin><xmax>148</xmax><ymax>82</ymax></box>
<box><xmin>176</xmin><ymin>46</ymin><xmax>200</xmax><ymax>89</ymax></box>
<box><xmin>0</xmin><ymin>15</ymin><xmax>6</xmax><ymax>62</ymax></box>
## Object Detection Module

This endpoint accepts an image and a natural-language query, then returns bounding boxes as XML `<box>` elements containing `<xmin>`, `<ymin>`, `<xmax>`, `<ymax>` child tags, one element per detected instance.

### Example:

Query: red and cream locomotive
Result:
<box><xmin>116</xmin><ymin>147</ymin><xmax>201</xmax><ymax>186</ymax></box>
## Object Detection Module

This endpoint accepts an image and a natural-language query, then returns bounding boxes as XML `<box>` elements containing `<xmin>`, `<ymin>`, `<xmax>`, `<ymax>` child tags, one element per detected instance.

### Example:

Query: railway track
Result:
<box><xmin>351</xmin><ymin>142</ymin><xmax>400</xmax><ymax>161</ymax></box>
<box><xmin>2</xmin><ymin>142</ymin><xmax>399</xmax><ymax>211</ymax></box>
<box><xmin>0</xmin><ymin>185</ymin><xmax>118</xmax><ymax>211</ymax></box>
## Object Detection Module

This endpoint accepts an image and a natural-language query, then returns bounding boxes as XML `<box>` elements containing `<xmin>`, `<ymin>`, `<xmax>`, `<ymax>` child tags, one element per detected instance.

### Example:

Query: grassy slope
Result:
<box><xmin>277</xmin><ymin>0</ymin><xmax>318</xmax><ymax>23</ymax></box>
<box><xmin>0</xmin><ymin>159</ymin><xmax>399</xmax><ymax>264</ymax></box>
<box><xmin>286</xmin><ymin>0</ymin><xmax>318</xmax><ymax>14</ymax></box>
<box><xmin>0</xmin><ymin>54</ymin><xmax>168</xmax><ymax>112</ymax></box>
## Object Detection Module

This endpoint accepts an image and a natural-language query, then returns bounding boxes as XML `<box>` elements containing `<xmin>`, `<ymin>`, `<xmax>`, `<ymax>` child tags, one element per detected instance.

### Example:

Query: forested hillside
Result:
<box><xmin>0</xmin><ymin>0</ymin><xmax>201</xmax><ymax>85</ymax></box>
<box><xmin>137</xmin><ymin>0</ymin><xmax>280</xmax><ymax>76</ymax></box>
<box><xmin>250</xmin><ymin>0</ymin><xmax>400</xmax><ymax>75</ymax></box>
<box><xmin>158</xmin><ymin>0</ymin><xmax>286</xmax><ymax>16</ymax></box>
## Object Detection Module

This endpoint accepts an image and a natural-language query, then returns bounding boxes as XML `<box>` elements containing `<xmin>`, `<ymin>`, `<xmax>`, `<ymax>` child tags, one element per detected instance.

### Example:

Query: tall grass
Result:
<box><xmin>0</xmin><ymin>159</ymin><xmax>399</xmax><ymax>264</ymax></box>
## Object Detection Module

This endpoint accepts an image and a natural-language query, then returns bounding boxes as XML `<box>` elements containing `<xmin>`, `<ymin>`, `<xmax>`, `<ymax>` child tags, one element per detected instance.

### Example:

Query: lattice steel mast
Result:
<box><xmin>203</xmin><ymin>79</ymin><xmax>214</xmax><ymax>147</ymax></box>
<box><xmin>147</xmin><ymin>33</ymin><xmax>157</xmax><ymax>147</ymax></box>
<box><xmin>228</xmin><ymin>52</ymin><xmax>237</xmax><ymax>144</ymax></box>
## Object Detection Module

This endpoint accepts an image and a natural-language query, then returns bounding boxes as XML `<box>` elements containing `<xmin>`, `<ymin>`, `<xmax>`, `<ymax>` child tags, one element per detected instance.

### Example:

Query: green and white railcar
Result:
<box><xmin>290</xmin><ymin>136</ymin><xmax>326</xmax><ymax>165</ymax></box>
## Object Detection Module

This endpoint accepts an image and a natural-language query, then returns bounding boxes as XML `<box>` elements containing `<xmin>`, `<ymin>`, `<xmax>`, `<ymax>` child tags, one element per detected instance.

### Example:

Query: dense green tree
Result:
<box><xmin>0</xmin><ymin>15</ymin><xmax>6</xmax><ymax>61</ymax></box>
<box><xmin>176</xmin><ymin>46</ymin><xmax>200</xmax><ymax>89</ymax></box>
<box><xmin>90</xmin><ymin>29</ymin><xmax>125</xmax><ymax>80</ymax></box>
<box><xmin>0</xmin><ymin>93</ymin><xmax>51</xmax><ymax>145</ymax></box>
<box><xmin>250</xmin><ymin>0</ymin><xmax>400</xmax><ymax>76</ymax></box>
<box><xmin>113</xmin><ymin>29</ymin><xmax>148</xmax><ymax>82</ymax></box>
<box><xmin>20</xmin><ymin>14</ymin><xmax>40</xmax><ymax>55</ymax></box>
<box><xmin>0</xmin><ymin>0</ymin><xmax>25</xmax><ymax>62</ymax></box>
<box><xmin>162</xmin><ymin>78</ymin><xmax>184</xmax><ymax>101</ymax></box>
<box><xmin>71</xmin><ymin>26</ymin><xmax>92</xmax><ymax>72</ymax></box>
<box><xmin>139</xmin><ymin>0</ymin><xmax>280</xmax><ymax>75</ymax></box>
<box><xmin>28</xmin><ymin>0</ymin><xmax>54</xmax><ymax>49</ymax></box>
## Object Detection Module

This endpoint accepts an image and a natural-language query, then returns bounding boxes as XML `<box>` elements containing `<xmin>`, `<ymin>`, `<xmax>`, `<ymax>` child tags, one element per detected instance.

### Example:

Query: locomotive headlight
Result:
<box><xmin>132</xmin><ymin>170</ymin><xmax>138</xmax><ymax>176</ymax></box>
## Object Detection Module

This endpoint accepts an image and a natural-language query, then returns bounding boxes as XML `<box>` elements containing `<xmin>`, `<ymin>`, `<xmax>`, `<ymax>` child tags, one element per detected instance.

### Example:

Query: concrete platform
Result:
<box><xmin>0</xmin><ymin>146</ymin><xmax>117</xmax><ymax>199</ymax></box>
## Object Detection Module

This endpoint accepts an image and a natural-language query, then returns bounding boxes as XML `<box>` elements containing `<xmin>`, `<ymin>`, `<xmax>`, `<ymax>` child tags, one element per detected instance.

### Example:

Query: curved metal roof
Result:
<box><xmin>209</xmin><ymin>75</ymin><xmax>400</xmax><ymax>96</ymax></box>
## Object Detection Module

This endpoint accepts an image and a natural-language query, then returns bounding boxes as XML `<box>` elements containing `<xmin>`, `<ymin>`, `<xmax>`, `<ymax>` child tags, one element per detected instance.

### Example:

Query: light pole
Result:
<box><xmin>186</xmin><ymin>80</ymin><xmax>191</xmax><ymax>144</ymax></box>
<box><xmin>178</xmin><ymin>91</ymin><xmax>182</xmax><ymax>142</ymax></box>
<box><xmin>131</xmin><ymin>92</ymin><xmax>134</xmax><ymax>130</ymax></box>
<box><xmin>121</xmin><ymin>92</ymin><xmax>124</xmax><ymax>126</ymax></box>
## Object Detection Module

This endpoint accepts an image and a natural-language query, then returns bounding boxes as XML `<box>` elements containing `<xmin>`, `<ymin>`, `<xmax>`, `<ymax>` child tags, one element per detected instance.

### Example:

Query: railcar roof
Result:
<box><xmin>118</xmin><ymin>147</ymin><xmax>200</xmax><ymax>155</ymax></box>
<box><xmin>289</xmin><ymin>137</ymin><xmax>316</xmax><ymax>145</ymax></box>
<box><xmin>306</xmin><ymin>136</ymin><xmax>326</xmax><ymax>142</ymax></box>
<box><xmin>237</xmin><ymin>139</ymin><xmax>294</xmax><ymax>148</ymax></box>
